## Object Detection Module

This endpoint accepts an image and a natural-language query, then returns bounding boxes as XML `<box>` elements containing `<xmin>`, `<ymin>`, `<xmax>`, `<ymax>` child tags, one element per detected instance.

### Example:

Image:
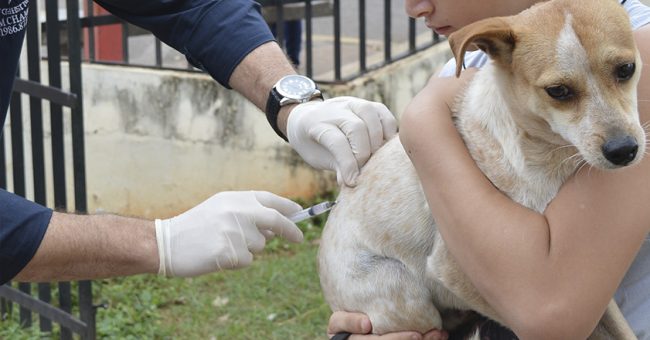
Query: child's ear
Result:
<box><xmin>448</xmin><ymin>17</ymin><xmax>516</xmax><ymax>77</ymax></box>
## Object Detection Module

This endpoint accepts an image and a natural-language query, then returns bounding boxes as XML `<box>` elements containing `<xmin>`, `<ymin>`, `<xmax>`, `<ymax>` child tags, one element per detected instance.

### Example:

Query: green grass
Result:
<box><xmin>1</xmin><ymin>195</ymin><xmax>335</xmax><ymax>340</ymax></box>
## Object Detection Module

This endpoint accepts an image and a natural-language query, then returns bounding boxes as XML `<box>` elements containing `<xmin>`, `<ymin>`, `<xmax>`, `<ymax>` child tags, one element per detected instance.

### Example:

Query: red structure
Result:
<box><xmin>83</xmin><ymin>3</ymin><xmax>123</xmax><ymax>62</ymax></box>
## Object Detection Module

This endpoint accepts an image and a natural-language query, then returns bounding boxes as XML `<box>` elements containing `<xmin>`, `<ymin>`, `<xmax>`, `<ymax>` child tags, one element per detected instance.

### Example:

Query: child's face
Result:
<box><xmin>404</xmin><ymin>0</ymin><xmax>540</xmax><ymax>36</ymax></box>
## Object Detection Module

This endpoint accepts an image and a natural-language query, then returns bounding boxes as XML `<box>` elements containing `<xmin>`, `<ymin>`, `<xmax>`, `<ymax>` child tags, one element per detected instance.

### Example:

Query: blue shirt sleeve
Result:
<box><xmin>0</xmin><ymin>189</ymin><xmax>52</xmax><ymax>285</ymax></box>
<box><xmin>0</xmin><ymin>0</ymin><xmax>29</xmax><ymax>125</ymax></box>
<box><xmin>93</xmin><ymin>0</ymin><xmax>276</xmax><ymax>88</ymax></box>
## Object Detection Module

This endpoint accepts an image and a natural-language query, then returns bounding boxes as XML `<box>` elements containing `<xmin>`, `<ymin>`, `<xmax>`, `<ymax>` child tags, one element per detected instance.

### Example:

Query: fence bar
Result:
<box><xmin>359</xmin><ymin>0</ymin><xmax>366</xmax><ymax>72</ymax></box>
<box><xmin>87</xmin><ymin>0</ymin><xmax>96</xmax><ymax>61</ymax></box>
<box><xmin>9</xmin><ymin>95</ymin><xmax>25</xmax><ymax>197</ymax></box>
<box><xmin>12</xmin><ymin>80</ymin><xmax>77</xmax><ymax>109</ymax></box>
<box><xmin>305</xmin><ymin>0</ymin><xmax>313</xmax><ymax>77</ymax></box>
<box><xmin>0</xmin><ymin>294</ymin><xmax>9</xmax><ymax>320</ymax></box>
<box><xmin>68</xmin><ymin>0</ymin><xmax>88</xmax><ymax>214</ymax></box>
<box><xmin>26</xmin><ymin>0</ymin><xmax>46</xmax><ymax>208</ymax></box>
<box><xmin>78</xmin><ymin>281</ymin><xmax>95</xmax><ymax>339</ymax></box>
<box><xmin>45</xmin><ymin>0</ymin><xmax>67</xmax><ymax>210</ymax></box>
<box><xmin>122</xmin><ymin>23</ymin><xmax>129</xmax><ymax>63</ymax></box>
<box><xmin>37</xmin><ymin>283</ymin><xmax>52</xmax><ymax>333</ymax></box>
<box><xmin>384</xmin><ymin>0</ymin><xmax>391</xmax><ymax>62</ymax></box>
<box><xmin>58</xmin><ymin>282</ymin><xmax>73</xmax><ymax>339</ymax></box>
<box><xmin>333</xmin><ymin>0</ymin><xmax>341</xmax><ymax>80</ymax></box>
<box><xmin>80</xmin><ymin>14</ymin><xmax>121</xmax><ymax>28</ymax></box>
<box><xmin>275</xmin><ymin>1</ymin><xmax>285</xmax><ymax>47</ymax></box>
<box><xmin>0</xmin><ymin>286</ymin><xmax>88</xmax><ymax>335</ymax></box>
<box><xmin>18</xmin><ymin>283</ymin><xmax>31</xmax><ymax>328</ymax></box>
<box><xmin>408</xmin><ymin>17</ymin><xmax>416</xmax><ymax>52</ymax></box>
<box><xmin>0</xmin><ymin>130</ymin><xmax>5</xmax><ymax>189</ymax></box>
<box><xmin>155</xmin><ymin>38</ymin><xmax>163</xmax><ymax>67</ymax></box>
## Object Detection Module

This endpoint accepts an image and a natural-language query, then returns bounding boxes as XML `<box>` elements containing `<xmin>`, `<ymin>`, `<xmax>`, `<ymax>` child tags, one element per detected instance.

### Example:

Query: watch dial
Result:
<box><xmin>278</xmin><ymin>76</ymin><xmax>315</xmax><ymax>99</ymax></box>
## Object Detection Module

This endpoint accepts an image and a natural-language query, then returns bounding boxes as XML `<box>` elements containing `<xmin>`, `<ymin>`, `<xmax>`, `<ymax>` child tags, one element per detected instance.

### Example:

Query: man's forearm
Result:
<box><xmin>14</xmin><ymin>212</ymin><xmax>158</xmax><ymax>282</ymax></box>
<box><xmin>228</xmin><ymin>41</ymin><xmax>298</xmax><ymax>136</ymax></box>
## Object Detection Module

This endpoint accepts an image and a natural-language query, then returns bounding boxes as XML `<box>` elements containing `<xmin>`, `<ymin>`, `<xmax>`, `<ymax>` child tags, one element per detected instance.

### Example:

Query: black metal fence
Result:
<box><xmin>72</xmin><ymin>0</ymin><xmax>441</xmax><ymax>83</ymax></box>
<box><xmin>0</xmin><ymin>0</ymin><xmax>95</xmax><ymax>338</ymax></box>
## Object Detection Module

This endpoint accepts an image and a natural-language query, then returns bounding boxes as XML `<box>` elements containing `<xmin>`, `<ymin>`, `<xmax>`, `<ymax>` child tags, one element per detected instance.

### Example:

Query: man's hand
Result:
<box><xmin>327</xmin><ymin>311</ymin><xmax>448</xmax><ymax>340</ymax></box>
<box><xmin>286</xmin><ymin>97</ymin><xmax>397</xmax><ymax>186</ymax></box>
<box><xmin>155</xmin><ymin>191</ymin><xmax>303</xmax><ymax>277</ymax></box>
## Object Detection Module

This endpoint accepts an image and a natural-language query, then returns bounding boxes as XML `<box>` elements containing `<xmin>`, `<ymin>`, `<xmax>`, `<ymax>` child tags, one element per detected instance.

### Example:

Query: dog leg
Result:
<box><xmin>320</xmin><ymin>247</ymin><xmax>443</xmax><ymax>334</ymax></box>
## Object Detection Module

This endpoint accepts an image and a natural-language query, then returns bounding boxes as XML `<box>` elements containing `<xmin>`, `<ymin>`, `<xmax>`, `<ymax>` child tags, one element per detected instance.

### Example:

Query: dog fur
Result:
<box><xmin>318</xmin><ymin>0</ymin><xmax>645</xmax><ymax>338</ymax></box>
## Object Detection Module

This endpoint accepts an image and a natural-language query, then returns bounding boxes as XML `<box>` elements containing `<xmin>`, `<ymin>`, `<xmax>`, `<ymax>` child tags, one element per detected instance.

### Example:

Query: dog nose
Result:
<box><xmin>602</xmin><ymin>136</ymin><xmax>638</xmax><ymax>166</ymax></box>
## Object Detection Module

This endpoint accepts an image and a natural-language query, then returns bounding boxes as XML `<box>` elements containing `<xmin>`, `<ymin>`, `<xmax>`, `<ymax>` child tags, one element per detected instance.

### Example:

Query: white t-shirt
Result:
<box><xmin>436</xmin><ymin>1</ymin><xmax>650</xmax><ymax>338</ymax></box>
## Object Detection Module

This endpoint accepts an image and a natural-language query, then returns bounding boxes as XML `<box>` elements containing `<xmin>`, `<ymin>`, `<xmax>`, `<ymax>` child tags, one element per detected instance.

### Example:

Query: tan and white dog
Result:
<box><xmin>318</xmin><ymin>0</ymin><xmax>645</xmax><ymax>338</ymax></box>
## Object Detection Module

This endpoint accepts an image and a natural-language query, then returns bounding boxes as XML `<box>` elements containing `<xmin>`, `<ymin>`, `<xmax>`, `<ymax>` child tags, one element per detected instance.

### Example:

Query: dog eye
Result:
<box><xmin>616</xmin><ymin>63</ymin><xmax>636</xmax><ymax>81</ymax></box>
<box><xmin>545</xmin><ymin>85</ymin><xmax>573</xmax><ymax>101</ymax></box>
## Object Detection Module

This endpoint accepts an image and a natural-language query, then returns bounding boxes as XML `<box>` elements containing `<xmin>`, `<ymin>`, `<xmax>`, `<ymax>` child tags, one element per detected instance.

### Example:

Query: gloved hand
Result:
<box><xmin>286</xmin><ymin>97</ymin><xmax>397</xmax><ymax>187</ymax></box>
<box><xmin>155</xmin><ymin>191</ymin><xmax>303</xmax><ymax>277</ymax></box>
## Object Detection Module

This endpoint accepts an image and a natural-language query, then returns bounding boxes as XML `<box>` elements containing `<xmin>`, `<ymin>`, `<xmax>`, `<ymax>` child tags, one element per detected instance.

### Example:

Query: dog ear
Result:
<box><xmin>448</xmin><ymin>17</ymin><xmax>516</xmax><ymax>77</ymax></box>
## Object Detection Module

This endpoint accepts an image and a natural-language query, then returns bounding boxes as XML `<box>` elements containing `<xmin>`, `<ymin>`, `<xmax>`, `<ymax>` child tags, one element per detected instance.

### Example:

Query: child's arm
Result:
<box><xmin>399</xmin><ymin>26</ymin><xmax>650</xmax><ymax>339</ymax></box>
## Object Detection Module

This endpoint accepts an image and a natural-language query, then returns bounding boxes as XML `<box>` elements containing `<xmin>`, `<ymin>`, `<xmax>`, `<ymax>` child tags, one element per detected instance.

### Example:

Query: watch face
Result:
<box><xmin>276</xmin><ymin>75</ymin><xmax>316</xmax><ymax>100</ymax></box>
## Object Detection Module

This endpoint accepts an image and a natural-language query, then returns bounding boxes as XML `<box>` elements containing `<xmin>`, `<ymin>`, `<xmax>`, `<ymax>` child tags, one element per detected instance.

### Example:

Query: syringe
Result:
<box><xmin>289</xmin><ymin>201</ymin><xmax>337</xmax><ymax>223</ymax></box>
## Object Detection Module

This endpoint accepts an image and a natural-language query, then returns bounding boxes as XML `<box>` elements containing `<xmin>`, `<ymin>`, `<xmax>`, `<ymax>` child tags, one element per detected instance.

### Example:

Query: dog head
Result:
<box><xmin>449</xmin><ymin>0</ymin><xmax>645</xmax><ymax>169</ymax></box>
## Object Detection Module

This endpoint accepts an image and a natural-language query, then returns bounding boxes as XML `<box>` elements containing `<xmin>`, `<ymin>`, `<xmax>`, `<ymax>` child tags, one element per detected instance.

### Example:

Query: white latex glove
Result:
<box><xmin>286</xmin><ymin>96</ymin><xmax>397</xmax><ymax>187</ymax></box>
<box><xmin>155</xmin><ymin>191</ymin><xmax>303</xmax><ymax>277</ymax></box>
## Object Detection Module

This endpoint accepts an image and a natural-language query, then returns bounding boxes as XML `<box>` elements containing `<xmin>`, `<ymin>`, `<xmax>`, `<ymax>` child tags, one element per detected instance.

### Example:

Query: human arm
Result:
<box><xmin>93</xmin><ymin>0</ymin><xmax>396</xmax><ymax>186</ymax></box>
<box><xmin>327</xmin><ymin>311</ymin><xmax>448</xmax><ymax>340</ymax></box>
<box><xmin>11</xmin><ymin>191</ymin><xmax>303</xmax><ymax>282</ymax></box>
<box><xmin>228</xmin><ymin>42</ymin><xmax>397</xmax><ymax>186</ymax></box>
<box><xmin>14</xmin><ymin>212</ymin><xmax>158</xmax><ymax>282</ymax></box>
<box><xmin>398</xmin><ymin>26</ymin><xmax>650</xmax><ymax>339</ymax></box>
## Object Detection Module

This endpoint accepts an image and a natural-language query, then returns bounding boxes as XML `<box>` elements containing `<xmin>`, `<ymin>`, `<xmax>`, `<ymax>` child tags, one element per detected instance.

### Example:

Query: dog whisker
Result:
<box><xmin>551</xmin><ymin>144</ymin><xmax>575</xmax><ymax>151</ymax></box>
<box><xmin>575</xmin><ymin>159</ymin><xmax>591</xmax><ymax>177</ymax></box>
<box><xmin>556</xmin><ymin>152</ymin><xmax>583</xmax><ymax>175</ymax></box>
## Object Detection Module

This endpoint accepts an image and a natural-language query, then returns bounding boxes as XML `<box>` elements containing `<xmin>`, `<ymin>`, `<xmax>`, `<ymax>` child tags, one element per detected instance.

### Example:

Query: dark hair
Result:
<box><xmin>622</xmin><ymin>0</ymin><xmax>627</xmax><ymax>4</ymax></box>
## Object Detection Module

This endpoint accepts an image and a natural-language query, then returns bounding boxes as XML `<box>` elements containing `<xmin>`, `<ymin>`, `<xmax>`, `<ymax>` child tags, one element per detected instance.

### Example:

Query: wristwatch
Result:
<box><xmin>265</xmin><ymin>75</ymin><xmax>323</xmax><ymax>141</ymax></box>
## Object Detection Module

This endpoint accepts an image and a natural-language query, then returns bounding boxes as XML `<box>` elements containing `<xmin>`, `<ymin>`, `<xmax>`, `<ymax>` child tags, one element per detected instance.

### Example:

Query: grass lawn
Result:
<box><xmin>1</xmin><ymin>198</ymin><xmax>334</xmax><ymax>340</ymax></box>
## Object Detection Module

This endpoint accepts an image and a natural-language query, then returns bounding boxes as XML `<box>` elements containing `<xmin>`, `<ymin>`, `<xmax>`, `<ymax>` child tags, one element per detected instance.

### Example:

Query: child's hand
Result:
<box><xmin>327</xmin><ymin>311</ymin><xmax>448</xmax><ymax>340</ymax></box>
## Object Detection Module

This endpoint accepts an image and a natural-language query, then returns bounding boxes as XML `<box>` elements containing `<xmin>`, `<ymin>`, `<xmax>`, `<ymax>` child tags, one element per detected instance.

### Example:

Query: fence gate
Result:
<box><xmin>0</xmin><ymin>0</ymin><xmax>95</xmax><ymax>338</ymax></box>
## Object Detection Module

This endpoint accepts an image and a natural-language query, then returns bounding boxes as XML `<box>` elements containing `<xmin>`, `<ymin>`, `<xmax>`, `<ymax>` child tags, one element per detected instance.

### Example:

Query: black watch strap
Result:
<box><xmin>330</xmin><ymin>332</ymin><xmax>352</xmax><ymax>340</ymax></box>
<box><xmin>265</xmin><ymin>87</ymin><xmax>288</xmax><ymax>141</ymax></box>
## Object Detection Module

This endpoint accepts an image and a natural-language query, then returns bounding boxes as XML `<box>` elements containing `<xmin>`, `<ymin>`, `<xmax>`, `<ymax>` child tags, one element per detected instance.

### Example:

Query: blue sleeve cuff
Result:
<box><xmin>0</xmin><ymin>190</ymin><xmax>52</xmax><ymax>284</ymax></box>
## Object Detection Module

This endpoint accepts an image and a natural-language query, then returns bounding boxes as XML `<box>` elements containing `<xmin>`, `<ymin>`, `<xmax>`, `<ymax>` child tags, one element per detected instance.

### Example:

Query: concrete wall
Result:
<box><xmin>82</xmin><ymin>42</ymin><xmax>452</xmax><ymax>218</ymax></box>
<box><xmin>83</xmin><ymin>67</ymin><xmax>331</xmax><ymax>218</ymax></box>
<box><xmin>2</xmin><ymin>43</ymin><xmax>452</xmax><ymax>218</ymax></box>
